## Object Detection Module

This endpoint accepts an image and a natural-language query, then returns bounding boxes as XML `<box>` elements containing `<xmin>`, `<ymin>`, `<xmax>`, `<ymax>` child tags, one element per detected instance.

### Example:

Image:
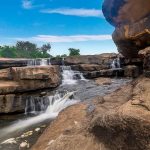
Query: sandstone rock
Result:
<box><xmin>0</xmin><ymin>66</ymin><xmax>61</xmax><ymax>95</ymax></box>
<box><xmin>90</xmin><ymin>77</ymin><xmax>150</xmax><ymax>150</ymax></box>
<box><xmin>83</xmin><ymin>69</ymin><xmax>124</xmax><ymax>79</ymax></box>
<box><xmin>0</xmin><ymin>66</ymin><xmax>61</xmax><ymax>113</ymax></box>
<box><xmin>123</xmin><ymin>65</ymin><xmax>140</xmax><ymax>78</ymax></box>
<box><xmin>0</xmin><ymin>58</ymin><xmax>27</xmax><ymax>69</ymax></box>
<box><xmin>0</xmin><ymin>68</ymin><xmax>12</xmax><ymax>80</ymax></box>
<box><xmin>0</xmin><ymin>94</ymin><xmax>25</xmax><ymax>113</ymax></box>
<box><xmin>64</xmin><ymin>53</ymin><xmax>117</xmax><ymax>65</ymax></box>
<box><xmin>95</xmin><ymin>78</ymin><xmax>112</xmax><ymax>86</ymax></box>
<box><xmin>102</xmin><ymin>0</ymin><xmax>150</xmax><ymax>58</ymax></box>
<box><xmin>139</xmin><ymin>47</ymin><xmax>150</xmax><ymax>71</ymax></box>
<box><xmin>31</xmin><ymin>80</ymin><xmax>133</xmax><ymax>150</ymax></box>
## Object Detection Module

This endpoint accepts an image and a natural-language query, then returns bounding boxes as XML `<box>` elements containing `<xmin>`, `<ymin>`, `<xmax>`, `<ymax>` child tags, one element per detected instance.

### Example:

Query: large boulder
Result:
<box><xmin>0</xmin><ymin>66</ymin><xmax>61</xmax><ymax>113</ymax></box>
<box><xmin>102</xmin><ymin>0</ymin><xmax>150</xmax><ymax>58</ymax></box>
<box><xmin>90</xmin><ymin>77</ymin><xmax>150</xmax><ymax>150</ymax></box>
<box><xmin>0</xmin><ymin>66</ymin><xmax>61</xmax><ymax>95</ymax></box>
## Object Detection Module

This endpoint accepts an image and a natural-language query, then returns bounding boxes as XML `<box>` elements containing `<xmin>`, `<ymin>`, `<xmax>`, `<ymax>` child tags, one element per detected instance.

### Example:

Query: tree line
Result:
<box><xmin>0</xmin><ymin>41</ymin><xmax>80</xmax><ymax>58</ymax></box>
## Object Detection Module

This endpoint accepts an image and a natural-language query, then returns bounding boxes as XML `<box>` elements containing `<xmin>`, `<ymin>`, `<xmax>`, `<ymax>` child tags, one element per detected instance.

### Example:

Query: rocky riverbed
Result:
<box><xmin>0</xmin><ymin>77</ymin><xmax>131</xmax><ymax>150</ymax></box>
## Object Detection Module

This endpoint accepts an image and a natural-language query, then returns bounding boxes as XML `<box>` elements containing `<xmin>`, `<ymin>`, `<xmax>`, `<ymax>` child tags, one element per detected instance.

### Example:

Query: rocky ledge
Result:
<box><xmin>31</xmin><ymin>76</ymin><xmax>150</xmax><ymax>150</ymax></box>
<box><xmin>102</xmin><ymin>0</ymin><xmax>150</xmax><ymax>58</ymax></box>
<box><xmin>0</xmin><ymin>66</ymin><xmax>61</xmax><ymax>113</ymax></box>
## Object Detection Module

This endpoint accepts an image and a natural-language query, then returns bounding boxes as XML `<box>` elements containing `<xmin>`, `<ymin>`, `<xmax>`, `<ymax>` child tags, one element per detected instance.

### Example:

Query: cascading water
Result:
<box><xmin>27</xmin><ymin>58</ymin><xmax>51</xmax><ymax>66</ymax></box>
<box><xmin>0</xmin><ymin>91</ymin><xmax>79</xmax><ymax>137</ymax></box>
<box><xmin>25</xmin><ymin>96</ymin><xmax>50</xmax><ymax>114</ymax></box>
<box><xmin>111</xmin><ymin>57</ymin><xmax>121</xmax><ymax>69</ymax></box>
<box><xmin>61</xmin><ymin>66</ymin><xmax>86</xmax><ymax>85</ymax></box>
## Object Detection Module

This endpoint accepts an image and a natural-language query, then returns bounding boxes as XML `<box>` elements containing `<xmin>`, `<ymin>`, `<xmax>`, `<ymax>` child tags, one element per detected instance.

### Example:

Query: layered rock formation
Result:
<box><xmin>102</xmin><ymin>0</ymin><xmax>150</xmax><ymax>58</ymax></box>
<box><xmin>32</xmin><ymin>77</ymin><xmax>150</xmax><ymax>150</ymax></box>
<box><xmin>0</xmin><ymin>58</ymin><xmax>27</xmax><ymax>69</ymax></box>
<box><xmin>31</xmin><ymin>1</ymin><xmax>150</xmax><ymax>150</ymax></box>
<box><xmin>0</xmin><ymin>66</ymin><xmax>61</xmax><ymax>113</ymax></box>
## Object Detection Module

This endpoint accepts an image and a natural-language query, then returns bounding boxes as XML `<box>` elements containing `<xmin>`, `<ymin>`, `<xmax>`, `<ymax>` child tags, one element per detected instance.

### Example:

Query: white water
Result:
<box><xmin>0</xmin><ymin>92</ymin><xmax>79</xmax><ymax>137</ymax></box>
<box><xmin>61</xmin><ymin>66</ymin><xmax>86</xmax><ymax>85</ymax></box>
<box><xmin>111</xmin><ymin>57</ymin><xmax>121</xmax><ymax>69</ymax></box>
<box><xmin>27</xmin><ymin>58</ymin><xmax>51</xmax><ymax>66</ymax></box>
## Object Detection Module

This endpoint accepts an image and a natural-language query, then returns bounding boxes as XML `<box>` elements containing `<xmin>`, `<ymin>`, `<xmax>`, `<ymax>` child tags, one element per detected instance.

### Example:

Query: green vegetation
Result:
<box><xmin>0</xmin><ymin>41</ymin><xmax>81</xmax><ymax>59</ymax></box>
<box><xmin>0</xmin><ymin>41</ymin><xmax>51</xmax><ymax>58</ymax></box>
<box><xmin>69</xmin><ymin>48</ymin><xmax>80</xmax><ymax>56</ymax></box>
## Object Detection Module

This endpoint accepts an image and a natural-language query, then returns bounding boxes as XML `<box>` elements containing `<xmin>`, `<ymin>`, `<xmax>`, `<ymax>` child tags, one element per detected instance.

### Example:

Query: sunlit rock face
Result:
<box><xmin>102</xmin><ymin>0</ymin><xmax>150</xmax><ymax>58</ymax></box>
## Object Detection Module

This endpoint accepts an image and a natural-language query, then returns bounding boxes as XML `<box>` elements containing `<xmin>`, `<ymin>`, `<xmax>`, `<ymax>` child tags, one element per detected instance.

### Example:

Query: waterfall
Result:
<box><xmin>27</xmin><ymin>58</ymin><xmax>51</xmax><ymax>66</ymax></box>
<box><xmin>61</xmin><ymin>66</ymin><xmax>86</xmax><ymax>85</ymax></box>
<box><xmin>0</xmin><ymin>91</ymin><xmax>79</xmax><ymax>136</ymax></box>
<box><xmin>25</xmin><ymin>96</ymin><xmax>50</xmax><ymax>114</ymax></box>
<box><xmin>111</xmin><ymin>57</ymin><xmax>121</xmax><ymax>69</ymax></box>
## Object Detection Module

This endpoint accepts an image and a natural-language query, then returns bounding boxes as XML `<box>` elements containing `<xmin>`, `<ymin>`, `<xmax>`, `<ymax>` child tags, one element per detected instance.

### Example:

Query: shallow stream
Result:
<box><xmin>0</xmin><ymin>77</ymin><xmax>131</xmax><ymax>150</ymax></box>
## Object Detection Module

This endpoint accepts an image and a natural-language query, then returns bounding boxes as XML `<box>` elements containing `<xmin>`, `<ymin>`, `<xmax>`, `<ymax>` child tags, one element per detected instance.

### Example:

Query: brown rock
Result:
<box><xmin>71</xmin><ymin>64</ymin><xmax>105</xmax><ymax>71</ymax></box>
<box><xmin>0</xmin><ymin>66</ymin><xmax>61</xmax><ymax>95</ymax></box>
<box><xmin>90</xmin><ymin>77</ymin><xmax>150</xmax><ymax>150</ymax></box>
<box><xmin>0</xmin><ymin>68</ymin><xmax>12</xmax><ymax>80</ymax></box>
<box><xmin>0</xmin><ymin>58</ymin><xmax>27</xmax><ymax>69</ymax></box>
<box><xmin>95</xmin><ymin>78</ymin><xmax>112</xmax><ymax>85</ymax></box>
<box><xmin>0</xmin><ymin>94</ymin><xmax>25</xmax><ymax>113</ymax></box>
<box><xmin>102</xmin><ymin>0</ymin><xmax>150</xmax><ymax>58</ymax></box>
<box><xmin>31</xmin><ymin>81</ymin><xmax>133</xmax><ymax>150</ymax></box>
<box><xmin>32</xmin><ymin>76</ymin><xmax>150</xmax><ymax>150</ymax></box>
<box><xmin>123</xmin><ymin>65</ymin><xmax>140</xmax><ymax>78</ymax></box>
<box><xmin>65</xmin><ymin>53</ymin><xmax>117</xmax><ymax>65</ymax></box>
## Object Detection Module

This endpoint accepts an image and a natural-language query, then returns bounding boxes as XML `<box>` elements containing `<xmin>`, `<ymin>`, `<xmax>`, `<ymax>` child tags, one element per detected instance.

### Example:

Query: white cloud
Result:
<box><xmin>22</xmin><ymin>0</ymin><xmax>32</xmax><ymax>9</ymax></box>
<box><xmin>41</xmin><ymin>8</ymin><xmax>104</xmax><ymax>17</ymax></box>
<box><xmin>15</xmin><ymin>34</ymin><xmax>112</xmax><ymax>43</ymax></box>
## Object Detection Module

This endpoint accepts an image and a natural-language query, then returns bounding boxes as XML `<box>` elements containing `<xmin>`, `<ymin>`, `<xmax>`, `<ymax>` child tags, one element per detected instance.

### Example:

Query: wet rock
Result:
<box><xmin>0</xmin><ymin>94</ymin><xmax>25</xmax><ymax>113</ymax></box>
<box><xmin>31</xmin><ymin>81</ymin><xmax>133</xmax><ymax>150</ymax></box>
<box><xmin>21</xmin><ymin>131</ymin><xmax>33</xmax><ymax>138</ymax></box>
<box><xmin>35</xmin><ymin>128</ymin><xmax>41</xmax><ymax>132</ymax></box>
<box><xmin>19</xmin><ymin>141</ymin><xmax>30</xmax><ymax>149</ymax></box>
<box><xmin>95</xmin><ymin>78</ymin><xmax>112</xmax><ymax>86</ymax></box>
<box><xmin>83</xmin><ymin>69</ymin><xmax>124</xmax><ymax>79</ymax></box>
<box><xmin>40</xmin><ymin>92</ymin><xmax>47</xmax><ymax>97</ymax></box>
<box><xmin>1</xmin><ymin>138</ymin><xmax>17</xmax><ymax>145</ymax></box>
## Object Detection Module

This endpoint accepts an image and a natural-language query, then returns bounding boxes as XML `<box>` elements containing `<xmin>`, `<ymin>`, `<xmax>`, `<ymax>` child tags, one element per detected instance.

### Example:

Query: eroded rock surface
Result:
<box><xmin>32</xmin><ymin>76</ymin><xmax>150</xmax><ymax>150</ymax></box>
<box><xmin>0</xmin><ymin>66</ymin><xmax>61</xmax><ymax>113</ymax></box>
<box><xmin>102</xmin><ymin>0</ymin><xmax>150</xmax><ymax>58</ymax></box>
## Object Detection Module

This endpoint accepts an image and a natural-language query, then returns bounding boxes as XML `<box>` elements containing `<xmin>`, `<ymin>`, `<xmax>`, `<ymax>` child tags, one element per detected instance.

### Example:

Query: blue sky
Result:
<box><xmin>0</xmin><ymin>0</ymin><xmax>117</xmax><ymax>56</ymax></box>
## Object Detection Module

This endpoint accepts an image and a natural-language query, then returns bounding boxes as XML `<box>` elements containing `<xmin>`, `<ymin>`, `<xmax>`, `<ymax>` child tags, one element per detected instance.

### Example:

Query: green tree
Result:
<box><xmin>41</xmin><ymin>43</ymin><xmax>51</xmax><ymax>54</ymax></box>
<box><xmin>16</xmin><ymin>41</ymin><xmax>37</xmax><ymax>52</ymax></box>
<box><xmin>68</xmin><ymin>48</ymin><xmax>80</xmax><ymax>56</ymax></box>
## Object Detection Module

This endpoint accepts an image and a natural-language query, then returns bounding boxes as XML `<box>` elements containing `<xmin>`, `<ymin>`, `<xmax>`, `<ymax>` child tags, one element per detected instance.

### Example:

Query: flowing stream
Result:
<box><xmin>27</xmin><ymin>58</ymin><xmax>51</xmax><ymax>66</ymax></box>
<box><xmin>0</xmin><ymin>68</ymin><xmax>132</xmax><ymax>150</ymax></box>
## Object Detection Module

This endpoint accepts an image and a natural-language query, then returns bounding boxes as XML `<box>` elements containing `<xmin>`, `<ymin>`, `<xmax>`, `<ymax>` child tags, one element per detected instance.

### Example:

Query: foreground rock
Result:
<box><xmin>102</xmin><ymin>0</ymin><xmax>150</xmax><ymax>58</ymax></box>
<box><xmin>32</xmin><ymin>76</ymin><xmax>150</xmax><ymax>150</ymax></box>
<box><xmin>0</xmin><ymin>66</ymin><xmax>61</xmax><ymax>113</ymax></box>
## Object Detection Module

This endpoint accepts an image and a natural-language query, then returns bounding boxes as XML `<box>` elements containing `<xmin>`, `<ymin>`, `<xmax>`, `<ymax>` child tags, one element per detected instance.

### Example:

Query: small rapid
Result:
<box><xmin>0</xmin><ymin>91</ymin><xmax>79</xmax><ymax>138</ymax></box>
<box><xmin>27</xmin><ymin>58</ymin><xmax>51</xmax><ymax>66</ymax></box>
<box><xmin>61</xmin><ymin>66</ymin><xmax>86</xmax><ymax>85</ymax></box>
